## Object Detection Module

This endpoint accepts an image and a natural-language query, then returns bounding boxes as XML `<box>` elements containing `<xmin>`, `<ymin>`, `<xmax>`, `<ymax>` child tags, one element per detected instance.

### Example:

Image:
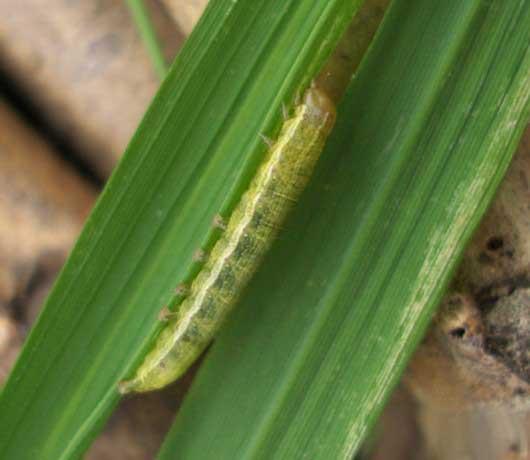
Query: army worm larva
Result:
<box><xmin>119</xmin><ymin>86</ymin><xmax>336</xmax><ymax>393</ymax></box>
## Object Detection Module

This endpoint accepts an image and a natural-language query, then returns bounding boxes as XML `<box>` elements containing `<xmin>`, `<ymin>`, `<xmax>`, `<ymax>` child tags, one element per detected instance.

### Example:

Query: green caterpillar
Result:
<box><xmin>119</xmin><ymin>87</ymin><xmax>336</xmax><ymax>393</ymax></box>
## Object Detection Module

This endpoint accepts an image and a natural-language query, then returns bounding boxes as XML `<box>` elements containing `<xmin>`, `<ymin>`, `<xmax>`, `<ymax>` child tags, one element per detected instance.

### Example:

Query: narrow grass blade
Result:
<box><xmin>127</xmin><ymin>0</ymin><xmax>169</xmax><ymax>78</ymax></box>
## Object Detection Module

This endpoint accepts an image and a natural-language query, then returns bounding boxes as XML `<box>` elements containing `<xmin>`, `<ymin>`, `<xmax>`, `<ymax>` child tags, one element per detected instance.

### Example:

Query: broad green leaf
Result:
<box><xmin>0</xmin><ymin>0</ymin><xmax>365</xmax><ymax>458</ymax></box>
<box><xmin>158</xmin><ymin>0</ymin><xmax>530</xmax><ymax>458</ymax></box>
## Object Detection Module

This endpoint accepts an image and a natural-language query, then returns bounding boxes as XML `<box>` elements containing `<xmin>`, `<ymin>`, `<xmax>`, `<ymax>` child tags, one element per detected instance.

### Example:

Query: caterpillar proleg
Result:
<box><xmin>119</xmin><ymin>87</ymin><xmax>336</xmax><ymax>393</ymax></box>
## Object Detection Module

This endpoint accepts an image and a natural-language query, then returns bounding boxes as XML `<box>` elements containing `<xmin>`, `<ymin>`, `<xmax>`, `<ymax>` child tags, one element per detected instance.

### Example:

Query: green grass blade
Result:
<box><xmin>127</xmin><ymin>0</ymin><xmax>169</xmax><ymax>78</ymax></box>
<box><xmin>158</xmin><ymin>0</ymin><xmax>530</xmax><ymax>458</ymax></box>
<box><xmin>0</xmin><ymin>0</ymin><xmax>365</xmax><ymax>458</ymax></box>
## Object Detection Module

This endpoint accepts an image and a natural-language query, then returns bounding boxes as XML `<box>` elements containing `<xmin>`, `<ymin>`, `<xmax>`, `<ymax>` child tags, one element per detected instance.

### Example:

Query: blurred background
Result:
<box><xmin>0</xmin><ymin>1</ymin><xmax>528</xmax><ymax>458</ymax></box>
